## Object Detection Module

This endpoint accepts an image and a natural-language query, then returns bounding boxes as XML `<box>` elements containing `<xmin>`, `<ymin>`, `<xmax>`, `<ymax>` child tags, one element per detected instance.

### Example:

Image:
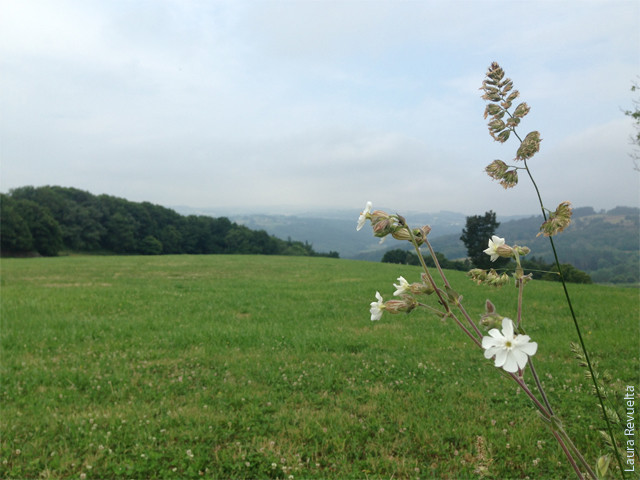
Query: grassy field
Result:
<box><xmin>1</xmin><ymin>254</ymin><xmax>638</xmax><ymax>479</ymax></box>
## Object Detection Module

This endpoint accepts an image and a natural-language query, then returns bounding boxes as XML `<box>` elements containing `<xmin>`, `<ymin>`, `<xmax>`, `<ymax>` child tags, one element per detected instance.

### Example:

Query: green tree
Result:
<box><xmin>13</xmin><ymin>199</ymin><xmax>63</xmax><ymax>256</ymax></box>
<box><xmin>139</xmin><ymin>235</ymin><xmax>163</xmax><ymax>255</ymax></box>
<box><xmin>0</xmin><ymin>194</ymin><xmax>34</xmax><ymax>254</ymax></box>
<box><xmin>542</xmin><ymin>263</ymin><xmax>592</xmax><ymax>284</ymax></box>
<box><xmin>460</xmin><ymin>210</ymin><xmax>507</xmax><ymax>269</ymax></box>
<box><xmin>104</xmin><ymin>211</ymin><xmax>137</xmax><ymax>253</ymax></box>
<box><xmin>381</xmin><ymin>248</ymin><xmax>419</xmax><ymax>265</ymax></box>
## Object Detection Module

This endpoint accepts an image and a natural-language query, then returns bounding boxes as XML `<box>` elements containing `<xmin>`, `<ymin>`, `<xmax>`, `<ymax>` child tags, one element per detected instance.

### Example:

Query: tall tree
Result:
<box><xmin>460</xmin><ymin>210</ymin><xmax>506</xmax><ymax>269</ymax></box>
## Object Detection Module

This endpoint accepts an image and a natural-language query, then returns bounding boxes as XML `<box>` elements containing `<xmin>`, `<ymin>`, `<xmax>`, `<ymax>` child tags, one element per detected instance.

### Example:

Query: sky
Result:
<box><xmin>1</xmin><ymin>0</ymin><xmax>639</xmax><ymax>217</ymax></box>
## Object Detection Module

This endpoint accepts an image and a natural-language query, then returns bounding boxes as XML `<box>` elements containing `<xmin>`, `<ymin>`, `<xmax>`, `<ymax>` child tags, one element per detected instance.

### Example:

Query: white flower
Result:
<box><xmin>369</xmin><ymin>291</ymin><xmax>384</xmax><ymax>321</ymax></box>
<box><xmin>483</xmin><ymin>235</ymin><xmax>505</xmax><ymax>262</ymax></box>
<box><xmin>357</xmin><ymin>201</ymin><xmax>373</xmax><ymax>231</ymax></box>
<box><xmin>482</xmin><ymin>318</ymin><xmax>538</xmax><ymax>373</ymax></box>
<box><xmin>393</xmin><ymin>276</ymin><xmax>410</xmax><ymax>296</ymax></box>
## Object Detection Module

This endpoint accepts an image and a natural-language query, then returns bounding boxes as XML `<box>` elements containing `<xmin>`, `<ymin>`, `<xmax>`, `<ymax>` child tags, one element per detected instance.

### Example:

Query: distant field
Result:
<box><xmin>1</xmin><ymin>255</ymin><xmax>638</xmax><ymax>479</ymax></box>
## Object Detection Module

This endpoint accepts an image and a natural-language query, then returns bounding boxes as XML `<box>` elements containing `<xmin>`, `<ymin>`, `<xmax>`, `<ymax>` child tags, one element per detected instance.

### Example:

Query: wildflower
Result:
<box><xmin>357</xmin><ymin>201</ymin><xmax>373</xmax><ymax>231</ymax></box>
<box><xmin>483</xmin><ymin>236</ymin><xmax>505</xmax><ymax>262</ymax></box>
<box><xmin>393</xmin><ymin>276</ymin><xmax>411</xmax><ymax>296</ymax></box>
<box><xmin>482</xmin><ymin>318</ymin><xmax>538</xmax><ymax>373</ymax></box>
<box><xmin>370</xmin><ymin>291</ymin><xmax>385</xmax><ymax>321</ymax></box>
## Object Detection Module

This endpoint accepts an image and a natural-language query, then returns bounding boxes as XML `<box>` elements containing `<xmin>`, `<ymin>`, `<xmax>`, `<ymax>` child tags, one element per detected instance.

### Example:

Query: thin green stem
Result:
<box><xmin>516</xmin><ymin>277</ymin><xmax>524</xmax><ymax>329</ymax></box>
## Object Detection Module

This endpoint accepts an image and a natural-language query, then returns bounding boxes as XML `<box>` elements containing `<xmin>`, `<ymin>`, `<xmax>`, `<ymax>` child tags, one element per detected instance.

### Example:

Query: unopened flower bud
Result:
<box><xmin>384</xmin><ymin>296</ymin><xmax>417</xmax><ymax>314</ymax></box>
<box><xmin>468</xmin><ymin>268</ymin><xmax>487</xmax><ymax>285</ymax></box>
<box><xmin>391</xmin><ymin>227</ymin><xmax>411</xmax><ymax>241</ymax></box>
<box><xmin>370</xmin><ymin>209</ymin><xmax>391</xmax><ymax>223</ymax></box>
<box><xmin>410</xmin><ymin>282</ymin><xmax>435</xmax><ymax>296</ymax></box>
<box><xmin>480</xmin><ymin>301</ymin><xmax>503</xmax><ymax>328</ymax></box>
<box><xmin>372</xmin><ymin>219</ymin><xmax>392</xmax><ymax>237</ymax></box>
<box><xmin>515</xmin><ymin>245</ymin><xmax>530</xmax><ymax>256</ymax></box>
<box><xmin>496</xmin><ymin>244</ymin><xmax>514</xmax><ymax>259</ymax></box>
<box><xmin>480</xmin><ymin>312</ymin><xmax>504</xmax><ymax>329</ymax></box>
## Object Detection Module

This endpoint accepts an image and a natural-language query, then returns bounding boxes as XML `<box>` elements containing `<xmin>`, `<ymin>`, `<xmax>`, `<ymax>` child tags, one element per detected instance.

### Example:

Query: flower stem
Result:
<box><xmin>527</xmin><ymin>358</ymin><xmax>554</xmax><ymax>416</ymax></box>
<box><xmin>423</xmin><ymin>237</ymin><xmax>484</xmax><ymax>340</ymax></box>
<box><xmin>406</xmin><ymin>227</ymin><xmax>482</xmax><ymax>348</ymax></box>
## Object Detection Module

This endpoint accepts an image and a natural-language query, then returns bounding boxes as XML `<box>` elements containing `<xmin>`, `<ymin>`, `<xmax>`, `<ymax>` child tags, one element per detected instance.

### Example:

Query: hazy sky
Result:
<box><xmin>2</xmin><ymin>1</ymin><xmax>639</xmax><ymax>216</ymax></box>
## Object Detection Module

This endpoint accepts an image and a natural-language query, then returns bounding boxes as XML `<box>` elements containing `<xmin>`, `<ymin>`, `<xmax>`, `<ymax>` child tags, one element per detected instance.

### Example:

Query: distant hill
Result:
<box><xmin>1</xmin><ymin>186</ymin><xmax>338</xmax><ymax>258</ymax></box>
<box><xmin>408</xmin><ymin>207</ymin><xmax>639</xmax><ymax>284</ymax></box>
<box><xmin>218</xmin><ymin>210</ymin><xmax>475</xmax><ymax>260</ymax></box>
<box><xmin>209</xmin><ymin>206</ymin><xmax>638</xmax><ymax>284</ymax></box>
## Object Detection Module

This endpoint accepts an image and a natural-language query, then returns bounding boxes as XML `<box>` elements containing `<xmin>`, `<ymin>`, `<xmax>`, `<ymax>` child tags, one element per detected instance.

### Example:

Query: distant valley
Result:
<box><xmin>175</xmin><ymin>205</ymin><xmax>639</xmax><ymax>285</ymax></box>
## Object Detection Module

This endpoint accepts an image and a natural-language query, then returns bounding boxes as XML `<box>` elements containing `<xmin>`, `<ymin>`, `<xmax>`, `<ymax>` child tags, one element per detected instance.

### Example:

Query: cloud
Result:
<box><xmin>1</xmin><ymin>1</ymin><xmax>638</xmax><ymax>216</ymax></box>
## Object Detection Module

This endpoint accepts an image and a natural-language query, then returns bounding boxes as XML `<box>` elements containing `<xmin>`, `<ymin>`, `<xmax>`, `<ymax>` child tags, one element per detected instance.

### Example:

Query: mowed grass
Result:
<box><xmin>1</xmin><ymin>255</ymin><xmax>638</xmax><ymax>479</ymax></box>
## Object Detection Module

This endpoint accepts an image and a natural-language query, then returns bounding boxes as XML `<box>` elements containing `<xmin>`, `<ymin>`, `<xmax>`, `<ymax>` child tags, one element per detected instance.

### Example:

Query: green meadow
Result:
<box><xmin>1</xmin><ymin>255</ymin><xmax>638</xmax><ymax>479</ymax></box>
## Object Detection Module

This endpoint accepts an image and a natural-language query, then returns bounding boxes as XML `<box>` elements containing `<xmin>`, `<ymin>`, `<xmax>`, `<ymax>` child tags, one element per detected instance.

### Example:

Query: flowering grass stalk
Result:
<box><xmin>481</xmin><ymin>61</ymin><xmax>625</xmax><ymax>478</ymax></box>
<box><xmin>355</xmin><ymin>62</ymin><xmax>627</xmax><ymax>479</ymax></box>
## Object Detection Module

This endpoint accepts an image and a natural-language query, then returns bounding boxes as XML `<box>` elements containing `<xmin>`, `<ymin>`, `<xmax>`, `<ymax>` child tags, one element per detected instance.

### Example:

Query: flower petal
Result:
<box><xmin>518</xmin><ymin>341</ymin><xmax>538</xmax><ymax>356</ymax></box>
<box><xmin>501</xmin><ymin>353</ymin><xmax>519</xmax><ymax>373</ymax></box>
<box><xmin>493</xmin><ymin>349</ymin><xmax>508</xmax><ymax>368</ymax></box>
<box><xmin>501</xmin><ymin>318</ymin><xmax>514</xmax><ymax>338</ymax></box>
<box><xmin>511</xmin><ymin>349</ymin><xmax>530</xmax><ymax>369</ymax></box>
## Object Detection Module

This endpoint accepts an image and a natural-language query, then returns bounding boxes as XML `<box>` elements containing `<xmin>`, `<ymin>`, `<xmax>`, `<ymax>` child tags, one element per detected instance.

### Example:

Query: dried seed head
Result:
<box><xmin>515</xmin><ymin>131</ymin><xmax>542</xmax><ymax>161</ymax></box>
<box><xmin>538</xmin><ymin>201</ymin><xmax>573</xmax><ymax>237</ymax></box>
<box><xmin>513</xmin><ymin>102</ymin><xmax>531</xmax><ymax>118</ymax></box>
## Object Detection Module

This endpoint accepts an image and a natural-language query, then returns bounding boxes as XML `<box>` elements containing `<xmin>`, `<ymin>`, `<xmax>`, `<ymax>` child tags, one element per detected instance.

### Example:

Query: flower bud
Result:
<box><xmin>391</xmin><ymin>227</ymin><xmax>411</xmax><ymax>241</ymax></box>
<box><xmin>468</xmin><ymin>268</ymin><xmax>487</xmax><ymax>285</ymax></box>
<box><xmin>410</xmin><ymin>282</ymin><xmax>435</xmax><ymax>296</ymax></box>
<box><xmin>496</xmin><ymin>244</ymin><xmax>515</xmax><ymax>259</ymax></box>
<box><xmin>480</xmin><ymin>311</ymin><xmax>504</xmax><ymax>329</ymax></box>
<box><xmin>372</xmin><ymin>219</ymin><xmax>392</xmax><ymax>237</ymax></box>
<box><xmin>515</xmin><ymin>245</ymin><xmax>530</xmax><ymax>256</ymax></box>
<box><xmin>384</xmin><ymin>296</ymin><xmax>417</xmax><ymax>314</ymax></box>
<box><xmin>371</xmin><ymin>210</ymin><xmax>391</xmax><ymax>223</ymax></box>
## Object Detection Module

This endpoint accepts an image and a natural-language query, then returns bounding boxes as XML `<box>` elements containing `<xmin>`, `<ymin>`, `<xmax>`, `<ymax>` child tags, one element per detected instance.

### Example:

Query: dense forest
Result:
<box><xmin>0</xmin><ymin>186</ymin><xmax>339</xmax><ymax>258</ymax></box>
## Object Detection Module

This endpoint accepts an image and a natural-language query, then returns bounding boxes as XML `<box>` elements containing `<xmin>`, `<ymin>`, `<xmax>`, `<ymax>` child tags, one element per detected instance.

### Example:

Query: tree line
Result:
<box><xmin>0</xmin><ymin>186</ymin><xmax>339</xmax><ymax>258</ymax></box>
